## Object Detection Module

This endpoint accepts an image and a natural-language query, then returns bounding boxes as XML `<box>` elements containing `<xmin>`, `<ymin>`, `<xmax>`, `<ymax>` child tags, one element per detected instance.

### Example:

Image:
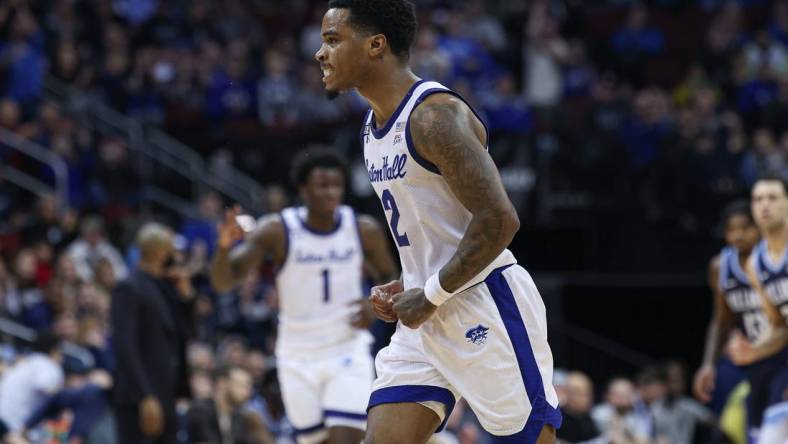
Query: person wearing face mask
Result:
<box><xmin>111</xmin><ymin>222</ymin><xmax>196</xmax><ymax>444</ymax></box>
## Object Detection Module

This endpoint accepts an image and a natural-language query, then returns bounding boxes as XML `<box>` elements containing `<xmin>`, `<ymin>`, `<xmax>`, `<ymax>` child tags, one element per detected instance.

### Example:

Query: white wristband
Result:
<box><xmin>424</xmin><ymin>273</ymin><xmax>454</xmax><ymax>306</ymax></box>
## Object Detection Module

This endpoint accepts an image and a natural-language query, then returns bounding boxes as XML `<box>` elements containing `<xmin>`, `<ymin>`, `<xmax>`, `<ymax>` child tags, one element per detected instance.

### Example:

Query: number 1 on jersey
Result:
<box><xmin>381</xmin><ymin>189</ymin><xmax>410</xmax><ymax>247</ymax></box>
<box><xmin>321</xmin><ymin>269</ymin><xmax>330</xmax><ymax>303</ymax></box>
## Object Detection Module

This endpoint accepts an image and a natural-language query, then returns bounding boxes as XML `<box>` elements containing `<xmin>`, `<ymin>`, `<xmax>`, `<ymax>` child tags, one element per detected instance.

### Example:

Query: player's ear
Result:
<box><xmin>369</xmin><ymin>34</ymin><xmax>387</xmax><ymax>59</ymax></box>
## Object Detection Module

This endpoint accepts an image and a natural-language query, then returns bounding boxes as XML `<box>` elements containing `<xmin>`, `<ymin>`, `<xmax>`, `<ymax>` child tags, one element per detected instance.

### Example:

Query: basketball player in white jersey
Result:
<box><xmin>315</xmin><ymin>1</ymin><xmax>561</xmax><ymax>442</ymax></box>
<box><xmin>210</xmin><ymin>148</ymin><xmax>398</xmax><ymax>444</ymax></box>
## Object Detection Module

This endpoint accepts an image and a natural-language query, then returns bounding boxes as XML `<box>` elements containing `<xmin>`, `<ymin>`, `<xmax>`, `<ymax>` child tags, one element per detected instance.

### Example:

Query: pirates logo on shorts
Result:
<box><xmin>465</xmin><ymin>324</ymin><xmax>490</xmax><ymax>346</ymax></box>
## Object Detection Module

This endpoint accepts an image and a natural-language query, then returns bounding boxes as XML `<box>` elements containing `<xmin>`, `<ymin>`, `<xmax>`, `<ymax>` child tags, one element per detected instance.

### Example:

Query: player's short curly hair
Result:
<box><xmin>722</xmin><ymin>200</ymin><xmax>754</xmax><ymax>225</ymax></box>
<box><xmin>327</xmin><ymin>0</ymin><xmax>417</xmax><ymax>59</ymax></box>
<box><xmin>290</xmin><ymin>147</ymin><xmax>349</xmax><ymax>187</ymax></box>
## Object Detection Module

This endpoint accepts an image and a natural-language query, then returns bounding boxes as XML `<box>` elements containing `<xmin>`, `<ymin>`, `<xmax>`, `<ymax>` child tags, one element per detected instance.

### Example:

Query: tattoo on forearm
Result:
<box><xmin>411</xmin><ymin>99</ymin><xmax>518</xmax><ymax>292</ymax></box>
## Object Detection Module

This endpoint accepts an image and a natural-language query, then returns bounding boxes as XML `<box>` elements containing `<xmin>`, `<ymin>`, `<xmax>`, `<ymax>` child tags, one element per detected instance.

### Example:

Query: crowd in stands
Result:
<box><xmin>2</xmin><ymin>0</ymin><xmax>788</xmax><ymax>269</ymax></box>
<box><xmin>2</xmin><ymin>0</ymin><xmax>788</xmax><ymax>443</ymax></box>
<box><xmin>553</xmin><ymin>362</ymin><xmax>744</xmax><ymax>444</ymax></box>
<box><xmin>0</xmin><ymin>201</ymin><xmax>754</xmax><ymax>443</ymax></box>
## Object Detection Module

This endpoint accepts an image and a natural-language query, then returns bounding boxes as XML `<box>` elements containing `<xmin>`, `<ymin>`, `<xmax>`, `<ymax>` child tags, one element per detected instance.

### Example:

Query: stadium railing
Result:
<box><xmin>0</xmin><ymin>127</ymin><xmax>69</xmax><ymax>210</ymax></box>
<box><xmin>43</xmin><ymin>77</ymin><xmax>266</xmax><ymax>215</ymax></box>
<box><xmin>0</xmin><ymin>317</ymin><xmax>95</xmax><ymax>369</ymax></box>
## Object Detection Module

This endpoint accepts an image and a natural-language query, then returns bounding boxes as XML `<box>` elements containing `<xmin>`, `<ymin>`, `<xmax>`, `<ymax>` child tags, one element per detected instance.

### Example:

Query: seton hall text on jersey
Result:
<box><xmin>295</xmin><ymin>247</ymin><xmax>356</xmax><ymax>263</ymax></box>
<box><xmin>366</xmin><ymin>154</ymin><xmax>408</xmax><ymax>183</ymax></box>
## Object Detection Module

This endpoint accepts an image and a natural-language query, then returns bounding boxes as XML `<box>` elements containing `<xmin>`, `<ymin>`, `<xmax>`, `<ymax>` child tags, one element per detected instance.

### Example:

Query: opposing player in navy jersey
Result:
<box><xmin>315</xmin><ymin>0</ymin><xmax>560</xmax><ymax>442</ymax></box>
<box><xmin>692</xmin><ymin>201</ymin><xmax>763</xmax><ymax>425</ymax></box>
<box><xmin>726</xmin><ymin>176</ymin><xmax>788</xmax><ymax>441</ymax></box>
<box><xmin>210</xmin><ymin>148</ymin><xmax>398</xmax><ymax>444</ymax></box>
<box><xmin>694</xmin><ymin>201</ymin><xmax>761</xmax><ymax>398</ymax></box>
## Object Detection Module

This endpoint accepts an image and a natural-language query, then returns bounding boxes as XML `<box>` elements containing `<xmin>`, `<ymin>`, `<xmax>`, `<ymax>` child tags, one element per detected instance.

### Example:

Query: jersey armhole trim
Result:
<box><xmin>719</xmin><ymin>249</ymin><xmax>731</xmax><ymax>291</ymax></box>
<box><xmin>405</xmin><ymin>89</ymin><xmax>491</xmax><ymax>176</ymax></box>
<box><xmin>730</xmin><ymin>248</ymin><xmax>751</xmax><ymax>285</ymax></box>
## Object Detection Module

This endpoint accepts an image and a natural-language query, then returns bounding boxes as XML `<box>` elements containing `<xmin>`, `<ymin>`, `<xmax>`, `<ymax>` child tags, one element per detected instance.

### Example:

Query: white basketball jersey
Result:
<box><xmin>362</xmin><ymin>80</ymin><xmax>516</xmax><ymax>291</ymax></box>
<box><xmin>275</xmin><ymin>205</ymin><xmax>369</xmax><ymax>357</ymax></box>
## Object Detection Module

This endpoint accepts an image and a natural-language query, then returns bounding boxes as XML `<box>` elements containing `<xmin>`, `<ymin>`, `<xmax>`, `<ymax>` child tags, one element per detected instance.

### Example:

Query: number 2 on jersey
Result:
<box><xmin>381</xmin><ymin>189</ymin><xmax>410</xmax><ymax>247</ymax></box>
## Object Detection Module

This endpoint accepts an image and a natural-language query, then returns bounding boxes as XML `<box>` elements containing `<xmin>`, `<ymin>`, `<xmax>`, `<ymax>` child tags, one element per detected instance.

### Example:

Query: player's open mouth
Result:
<box><xmin>321</xmin><ymin>66</ymin><xmax>334</xmax><ymax>82</ymax></box>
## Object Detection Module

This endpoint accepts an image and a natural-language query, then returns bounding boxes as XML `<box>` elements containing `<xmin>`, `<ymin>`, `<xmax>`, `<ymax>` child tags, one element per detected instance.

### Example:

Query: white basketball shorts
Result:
<box><xmin>278</xmin><ymin>337</ymin><xmax>375</xmax><ymax>444</ymax></box>
<box><xmin>368</xmin><ymin>264</ymin><xmax>562</xmax><ymax>441</ymax></box>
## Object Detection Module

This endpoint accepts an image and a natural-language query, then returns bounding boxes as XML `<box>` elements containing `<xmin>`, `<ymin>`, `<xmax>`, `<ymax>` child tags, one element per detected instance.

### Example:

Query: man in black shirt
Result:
<box><xmin>111</xmin><ymin>222</ymin><xmax>195</xmax><ymax>444</ymax></box>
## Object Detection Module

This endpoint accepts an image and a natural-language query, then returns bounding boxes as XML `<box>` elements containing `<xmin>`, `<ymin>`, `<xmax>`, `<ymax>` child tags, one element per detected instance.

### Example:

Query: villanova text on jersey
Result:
<box><xmin>719</xmin><ymin>246</ymin><xmax>766</xmax><ymax>341</ymax></box>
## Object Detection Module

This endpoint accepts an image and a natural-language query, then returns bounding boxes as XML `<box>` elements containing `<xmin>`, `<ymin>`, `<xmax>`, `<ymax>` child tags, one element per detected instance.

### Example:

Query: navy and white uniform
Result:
<box><xmin>754</xmin><ymin>240</ymin><xmax>788</xmax><ymax>318</ymax></box>
<box><xmin>362</xmin><ymin>80</ymin><xmax>561</xmax><ymax>440</ymax></box>
<box><xmin>719</xmin><ymin>246</ymin><xmax>767</xmax><ymax>342</ymax></box>
<box><xmin>744</xmin><ymin>240</ymin><xmax>788</xmax><ymax>435</ymax></box>
<box><xmin>275</xmin><ymin>205</ymin><xmax>374</xmax><ymax>444</ymax></box>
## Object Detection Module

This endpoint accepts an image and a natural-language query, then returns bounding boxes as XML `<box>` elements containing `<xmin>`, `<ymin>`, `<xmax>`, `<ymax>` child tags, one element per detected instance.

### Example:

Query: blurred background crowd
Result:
<box><xmin>2</xmin><ymin>0</ymin><xmax>788</xmax><ymax>442</ymax></box>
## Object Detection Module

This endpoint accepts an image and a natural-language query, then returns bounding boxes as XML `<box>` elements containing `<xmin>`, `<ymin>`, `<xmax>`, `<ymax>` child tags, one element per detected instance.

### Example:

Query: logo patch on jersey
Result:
<box><xmin>395</xmin><ymin>122</ymin><xmax>406</xmax><ymax>132</ymax></box>
<box><xmin>363</xmin><ymin>124</ymin><xmax>372</xmax><ymax>143</ymax></box>
<box><xmin>393</xmin><ymin>134</ymin><xmax>403</xmax><ymax>145</ymax></box>
<box><xmin>366</xmin><ymin>154</ymin><xmax>408</xmax><ymax>183</ymax></box>
<box><xmin>465</xmin><ymin>325</ymin><xmax>490</xmax><ymax>346</ymax></box>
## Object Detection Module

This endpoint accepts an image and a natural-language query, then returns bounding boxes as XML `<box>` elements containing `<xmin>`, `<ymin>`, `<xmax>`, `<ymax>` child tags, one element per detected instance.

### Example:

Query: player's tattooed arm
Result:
<box><xmin>357</xmin><ymin>214</ymin><xmax>399</xmax><ymax>284</ymax></box>
<box><xmin>410</xmin><ymin>94</ymin><xmax>520</xmax><ymax>293</ymax></box>
<box><xmin>210</xmin><ymin>210</ymin><xmax>285</xmax><ymax>293</ymax></box>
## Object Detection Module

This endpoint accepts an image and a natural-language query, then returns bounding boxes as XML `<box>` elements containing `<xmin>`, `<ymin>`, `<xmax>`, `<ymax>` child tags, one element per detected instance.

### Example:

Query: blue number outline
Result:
<box><xmin>381</xmin><ymin>189</ymin><xmax>410</xmax><ymax>247</ymax></box>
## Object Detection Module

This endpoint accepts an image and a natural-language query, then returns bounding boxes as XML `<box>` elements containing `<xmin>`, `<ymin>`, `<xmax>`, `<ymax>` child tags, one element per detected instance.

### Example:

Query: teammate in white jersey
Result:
<box><xmin>315</xmin><ymin>1</ymin><xmax>561</xmax><ymax>442</ymax></box>
<box><xmin>210</xmin><ymin>148</ymin><xmax>398</xmax><ymax>444</ymax></box>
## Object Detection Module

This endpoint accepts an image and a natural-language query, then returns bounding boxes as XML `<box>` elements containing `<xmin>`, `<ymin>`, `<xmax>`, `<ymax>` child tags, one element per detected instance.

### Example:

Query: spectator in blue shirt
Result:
<box><xmin>611</xmin><ymin>4</ymin><xmax>665</xmax><ymax>56</ymax></box>
<box><xmin>0</xmin><ymin>7</ymin><xmax>45</xmax><ymax>105</ymax></box>
<box><xmin>481</xmin><ymin>74</ymin><xmax>531</xmax><ymax>134</ymax></box>
<box><xmin>180</xmin><ymin>191</ymin><xmax>222</xmax><ymax>257</ymax></box>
